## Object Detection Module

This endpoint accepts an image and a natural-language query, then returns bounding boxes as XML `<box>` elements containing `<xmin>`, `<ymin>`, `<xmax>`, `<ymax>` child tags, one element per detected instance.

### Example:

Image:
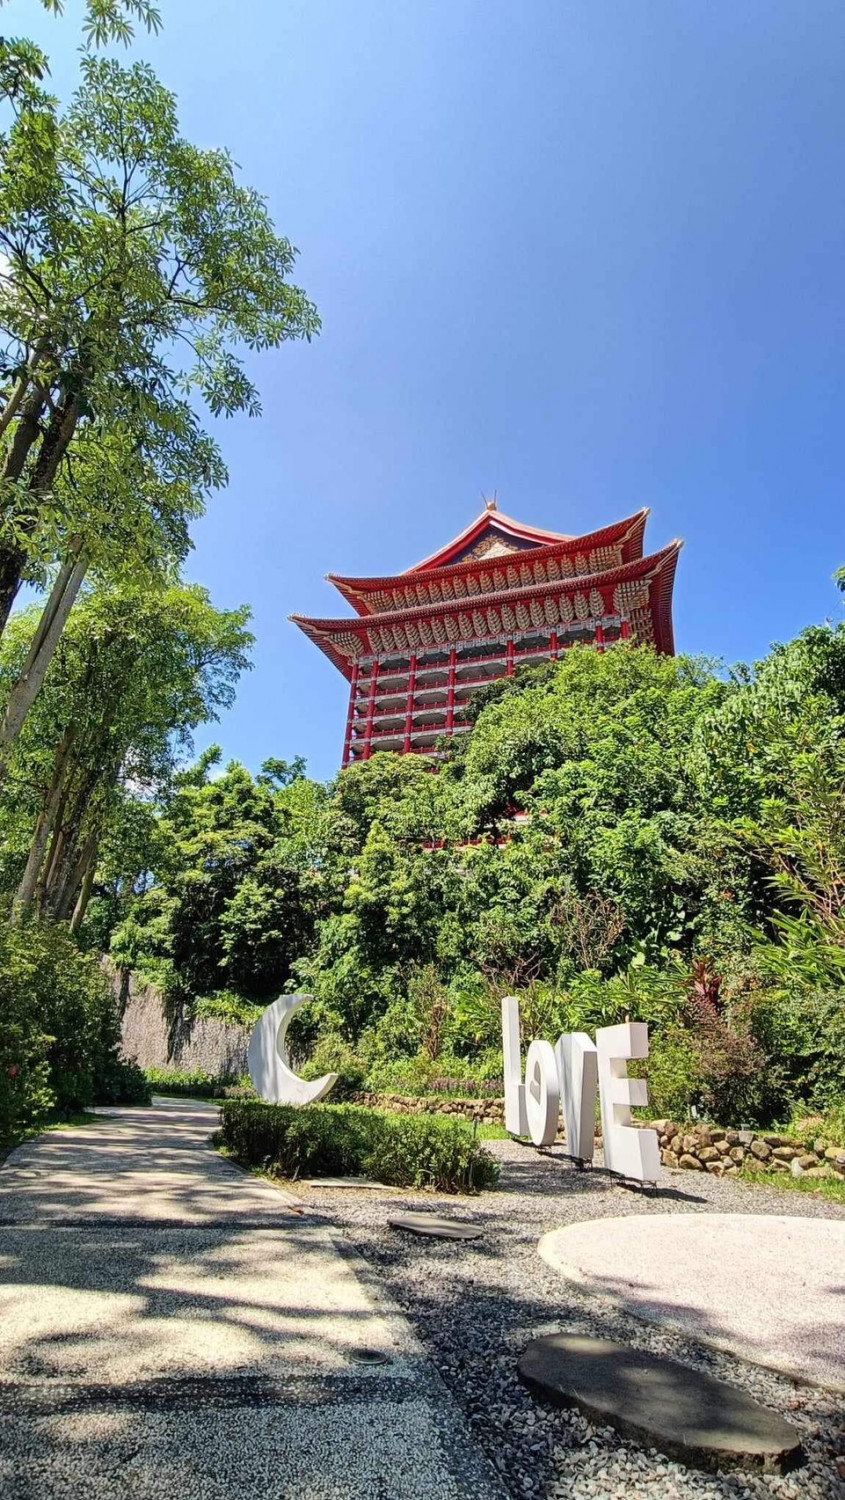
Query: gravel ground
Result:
<box><xmin>298</xmin><ymin>1139</ymin><xmax>845</xmax><ymax>1500</ymax></box>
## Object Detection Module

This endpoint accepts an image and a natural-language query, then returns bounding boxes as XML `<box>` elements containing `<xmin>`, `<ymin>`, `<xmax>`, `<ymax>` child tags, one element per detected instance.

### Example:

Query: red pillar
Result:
<box><xmin>342</xmin><ymin>661</ymin><xmax>360</xmax><ymax>767</ymax></box>
<box><xmin>550</xmin><ymin>630</ymin><xmax>559</xmax><ymax>660</ymax></box>
<box><xmin>363</xmin><ymin>660</ymin><xmax>379</xmax><ymax>759</ymax></box>
<box><xmin>403</xmin><ymin>654</ymin><xmax>417</xmax><ymax>754</ymax></box>
<box><xmin>506</xmin><ymin>638</ymin><xmax>515</xmax><ymax>677</ymax></box>
<box><xmin>445</xmin><ymin>647</ymin><xmax>457</xmax><ymax>734</ymax></box>
<box><xmin>621</xmin><ymin>619</ymin><xmax>631</xmax><ymax>641</ymax></box>
<box><xmin>595</xmin><ymin>624</ymin><xmax>605</xmax><ymax>653</ymax></box>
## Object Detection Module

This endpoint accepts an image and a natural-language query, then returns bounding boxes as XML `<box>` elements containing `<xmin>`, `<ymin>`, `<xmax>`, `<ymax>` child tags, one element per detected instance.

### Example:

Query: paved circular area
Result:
<box><xmin>539</xmin><ymin>1212</ymin><xmax>845</xmax><ymax>1390</ymax></box>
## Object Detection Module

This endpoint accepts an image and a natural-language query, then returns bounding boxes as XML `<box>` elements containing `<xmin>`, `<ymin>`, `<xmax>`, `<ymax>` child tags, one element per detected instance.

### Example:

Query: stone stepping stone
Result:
<box><xmin>518</xmin><ymin>1334</ymin><xmax>802</xmax><ymax>1473</ymax></box>
<box><xmin>308</xmin><ymin>1177</ymin><xmax>392</xmax><ymax>1190</ymax></box>
<box><xmin>388</xmin><ymin>1213</ymin><xmax>484</xmax><ymax>1241</ymax></box>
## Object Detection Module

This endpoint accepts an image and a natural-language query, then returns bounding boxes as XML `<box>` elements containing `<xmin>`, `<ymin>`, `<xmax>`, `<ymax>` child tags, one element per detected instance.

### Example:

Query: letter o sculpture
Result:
<box><xmin>524</xmin><ymin>1039</ymin><xmax>560</xmax><ymax>1147</ymax></box>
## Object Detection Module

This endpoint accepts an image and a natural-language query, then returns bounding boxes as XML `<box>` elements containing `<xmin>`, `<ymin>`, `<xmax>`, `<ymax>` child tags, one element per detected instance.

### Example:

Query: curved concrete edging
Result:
<box><xmin>538</xmin><ymin>1213</ymin><xmax>845</xmax><ymax>1394</ymax></box>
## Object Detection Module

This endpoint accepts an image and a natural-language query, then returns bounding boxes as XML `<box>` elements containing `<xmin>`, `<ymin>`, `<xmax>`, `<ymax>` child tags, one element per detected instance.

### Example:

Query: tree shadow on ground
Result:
<box><xmin>2</xmin><ymin>1104</ymin><xmax>844</xmax><ymax>1500</ymax></box>
<box><xmin>0</xmin><ymin>1103</ymin><xmax>511</xmax><ymax>1500</ymax></box>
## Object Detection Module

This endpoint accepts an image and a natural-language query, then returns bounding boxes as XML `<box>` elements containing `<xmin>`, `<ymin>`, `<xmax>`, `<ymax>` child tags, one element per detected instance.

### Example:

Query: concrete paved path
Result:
<box><xmin>539</xmin><ymin>1212</ymin><xmax>845</xmax><ymax>1391</ymax></box>
<box><xmin>0</xmin><ymin>1099</ymin><xmax>505</xmax><ymax>1500</ymax></box>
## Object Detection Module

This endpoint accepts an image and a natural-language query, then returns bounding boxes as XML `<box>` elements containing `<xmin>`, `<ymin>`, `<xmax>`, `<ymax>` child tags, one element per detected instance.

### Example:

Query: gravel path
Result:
<box><xmin>0</xmin><ymin>1101</ymin><xmax>507</xmax><ymax>1500</ymax></box>
<box><xmin>298</xmin><ymin>1138</ymin><xmax>845</xmax><ymax>1500</ymax></box>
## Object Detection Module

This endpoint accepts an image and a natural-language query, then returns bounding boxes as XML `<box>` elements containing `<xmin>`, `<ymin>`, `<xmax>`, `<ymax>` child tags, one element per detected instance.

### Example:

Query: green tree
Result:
<box><xmin>0</xmin><ymin>1</ymin><xmax>161</xmax><ymax>110</ymax></box>
<box><xmin>0</xmin><ymin>52</ymin><xmax>317</xmax><ymax>749</ymax></box>
<box><xmin>107</xmin><ymin>755</ymin><xmax>325</xmax><ymax>1009</ymax></box>
<box><xmin>1</xmin><ymin>580</ymin><xmax>252</xmax><ymax>924</ymax></box>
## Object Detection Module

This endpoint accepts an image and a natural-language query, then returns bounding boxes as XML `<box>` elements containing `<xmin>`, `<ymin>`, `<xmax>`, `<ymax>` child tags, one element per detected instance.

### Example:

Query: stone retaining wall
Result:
<box><xmin>114</xmin><ymin>966</ymin><xmax>250</xmax><ymax>1079</ymax></box>
<box><xmin>351</xmin><ymin>1091</ymin><xmax>506</xmax><ymax>1126</ymax></box>
<box><xmin>650</xmin><ymin>1120</ymin><xmax>845</xmax><ymax>1181</ymax></box>
<box><xmin>351</xmin><ymin>1092</ymin><xmax>845</xmax><ymax>1180</ymax></box>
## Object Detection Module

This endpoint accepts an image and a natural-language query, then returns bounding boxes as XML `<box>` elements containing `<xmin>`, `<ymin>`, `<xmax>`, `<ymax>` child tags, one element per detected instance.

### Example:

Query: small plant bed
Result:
<box><xmin>218</xmin><ymin>1099</ymin><xmax>500</xmax><ymax>1194</ymax></box>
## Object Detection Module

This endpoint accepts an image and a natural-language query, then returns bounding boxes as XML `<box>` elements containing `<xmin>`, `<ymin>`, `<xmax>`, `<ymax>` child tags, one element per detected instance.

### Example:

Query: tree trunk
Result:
<box><xmin>0</xmin><ymin>545</ymin><xmax>89</xmax><ymax>761</ymax></box>
<box><xmin>57</xmin><ymin>828</ymin><xmax>99</xmax><ymax>923</ymax></box>
<box><xmin>38</xmin><ymin>821</ymin><xmax>68</xmax><ymax>915</ymax></box>
<box><xmin>27</xmin><ymin>393</ymin><xmax>80</xmax><ymax>494</ymax></box>
<box><xmin>0</xmin><ymin>390</ymin><xmax>81</xmax><ymax>641</ymax></box>
<box><xmin>70</xmin><ymin>849</ymin><xmax>98</xmax><ymax>932</ymax></box>
<box><xmin>40</xmin><ymin>752</ymin><xmax>109</xmax><ymax>916</ymax></box>
<box><xmin>0</xmin><ymin>385</ymin><xmax>46</xmax><ymax>636</ymax></box>
<box><xmin>0</xmin><ymin>369</ymin><xmax>32</xmax><ymax>444</ymax></box>
<box><xmin>0</xmin><ymin>544</ymin><xmax>28</xmax><ymax>638</ymax></box>
<box><xmin>11</xmin><ymin>726</ymin><xmax>77</xmax><ymax>921</ymax></box>
<box><xmin>1</xmin><ymin>386</ymin><xmax>46</xmax><ymax>483</ymax></box>
<box><xmin>0</xmin><ymin>345</ymin><xmax>46</xmax><ymax>444</ymax></box>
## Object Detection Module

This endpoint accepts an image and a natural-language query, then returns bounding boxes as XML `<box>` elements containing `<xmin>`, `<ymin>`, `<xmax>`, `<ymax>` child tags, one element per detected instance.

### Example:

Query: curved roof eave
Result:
<box><xmin>327</xmin><ymin>510</ymin><xmax>650</xmax><ymax>616</ymax></box>
<box><xmin>292</xmin><ymin>539</ymin><xmax>682</xmax><ymax>679</ymax></box>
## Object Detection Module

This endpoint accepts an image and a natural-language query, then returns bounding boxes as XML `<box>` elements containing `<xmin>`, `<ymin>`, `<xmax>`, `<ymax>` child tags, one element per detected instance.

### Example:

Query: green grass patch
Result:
<box><xmin>145</xmin><ymin>1068</ymin><xmax>252</xmax><ymax>1100</ymax></box>
<box><xmin>218</xmin><ymin>1099</ymin><xmax>500</xmax><ymax>1194</ymax></box>
<box><xmin>740</xmin><ymin>1169</ymin><xmax>845</xmax><ymax>1206</ymax></box>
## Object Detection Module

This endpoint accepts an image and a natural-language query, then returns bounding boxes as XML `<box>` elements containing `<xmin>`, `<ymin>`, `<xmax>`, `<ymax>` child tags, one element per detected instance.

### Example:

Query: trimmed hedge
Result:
<box><xmin>218</xmin><ymin>1100</ymin><xmax>500</xmax><ymax>1194</ymax></box>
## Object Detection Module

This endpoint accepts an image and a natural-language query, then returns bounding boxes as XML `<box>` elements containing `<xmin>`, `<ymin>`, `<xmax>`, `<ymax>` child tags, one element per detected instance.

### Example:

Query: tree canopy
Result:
<box><xmin>0</xmin><ymin>41</ymin><xmax>317</xmax><ymax>755</ymax></box>
<box><xmin>58</xmin><ymin>628</ymin><xmax>845</xmax><ymax>1126</ymax></box>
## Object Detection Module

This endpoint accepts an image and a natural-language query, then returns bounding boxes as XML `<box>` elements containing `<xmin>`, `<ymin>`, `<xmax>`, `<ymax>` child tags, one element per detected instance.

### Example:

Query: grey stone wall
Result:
<box><xmin>115</xmin><ymin>967</ymin><xmax>251</xmax><ymax>1079</ymax></box>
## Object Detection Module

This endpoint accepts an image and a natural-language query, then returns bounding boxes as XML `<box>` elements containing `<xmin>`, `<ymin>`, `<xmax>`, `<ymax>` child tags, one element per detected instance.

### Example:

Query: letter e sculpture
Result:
<box><xmin>595</xmin><ymin>1021</ymin><xmax>660</xmax><ymax>1181</ymax></box>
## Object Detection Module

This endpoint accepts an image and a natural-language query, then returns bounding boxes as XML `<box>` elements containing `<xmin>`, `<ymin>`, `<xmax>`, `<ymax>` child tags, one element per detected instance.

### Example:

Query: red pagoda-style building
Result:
<box><xmin>291</xmin><ymin>502</ymin><xmax>681</xmax><ymax>768</ymax></box>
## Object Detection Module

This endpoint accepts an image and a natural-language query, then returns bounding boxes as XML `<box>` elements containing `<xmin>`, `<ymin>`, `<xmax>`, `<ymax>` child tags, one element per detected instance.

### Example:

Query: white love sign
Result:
<box><xmin>501</xmin><ymin>996</ymin><xmax>661</xmax><ymax>1183</ymax></box>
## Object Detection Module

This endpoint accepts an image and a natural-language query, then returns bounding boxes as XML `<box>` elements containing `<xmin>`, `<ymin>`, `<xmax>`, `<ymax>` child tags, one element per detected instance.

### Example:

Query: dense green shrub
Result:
<box><xmin>364</xmin><ymin>1111</ymin><xmax>499</xmax><ymax>1191</ymax></box>
<box><xmin>641</xmin><ymin>1024</ymin><xmax>702</xmax><ymax>1122</ymax></box>
<box><xmin>299</xmin><ymin>1036</ymin><xmax>369</xmax><ymax>1099</ymax></box>
<box><xmin>222</xmin><ymin>1100</ymin><xmax>379</xmax><ymax>1177</ymax></box>
<box><xmin>749</xmin><ymin>986</ymin><xmax>845</xmax><ymax>1111</ymax></box>
<box><xmin>0</xmin><ymin>920</ymin><xmax>148</xmax><ymax>1142</ymax></box>
<box><xmin>819</xmin><ymin>1099</ymin><xmax>845</xmax><ymax>1143</ymax></box>
<box><xmin>96</xmin><ymin>1057</ymin><xmax>152</xmax><ymax>1105</ymax></box>
<box><xmin>0</xmin><ymin>975</ymin><xmax>53</xmax><ymax>1143</ymax></box>
<box><xmin>219</xmin><ymin>1099</ymin><xmax>499</xmax><ymax>1193</ymax></box>
<box><xmin>364</xmin><ymin>1054</ymin><xmax>504</xmax><ymax>1097</ymax></box>
<box><xmin>145</xmin><ymin>1067</ymin><xmax>251</xmax><ymax>1099</ymax></box>
<box><xmin>191</xmin><ymin>992</ymin><xmax>264</xmax><ymax>1027</ymax></box>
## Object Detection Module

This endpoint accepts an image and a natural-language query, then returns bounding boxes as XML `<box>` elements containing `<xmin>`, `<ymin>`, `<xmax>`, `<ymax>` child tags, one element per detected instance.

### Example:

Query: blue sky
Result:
<box><xmin>28</xmin><ymin>1</ymin><xmax>845</xmax><ymax>780</ymax></box>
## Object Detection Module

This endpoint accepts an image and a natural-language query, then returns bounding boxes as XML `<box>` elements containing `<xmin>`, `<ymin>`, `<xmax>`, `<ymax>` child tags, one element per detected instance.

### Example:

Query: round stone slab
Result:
<box><xmin>538</xmin><ymin>1214</ymin><xmax>845</xmax><ymax>1391</ymax></box>
<box><xmin>518</xmin><ymin>1334</ymin><xmax>802</xmax><ymax>1473</ymax></box>
<box><xmin>388</xmin><ymin>1213</ymin><xmax>484</xmax><ymax>1241</ymax></box>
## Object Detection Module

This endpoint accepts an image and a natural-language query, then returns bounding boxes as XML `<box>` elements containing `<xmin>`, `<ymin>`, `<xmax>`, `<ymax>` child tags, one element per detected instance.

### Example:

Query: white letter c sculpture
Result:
<box><xmin>247</xmin><ymin>994</ymin><xmax>337</xmax><ymax>1106</ymax></box>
